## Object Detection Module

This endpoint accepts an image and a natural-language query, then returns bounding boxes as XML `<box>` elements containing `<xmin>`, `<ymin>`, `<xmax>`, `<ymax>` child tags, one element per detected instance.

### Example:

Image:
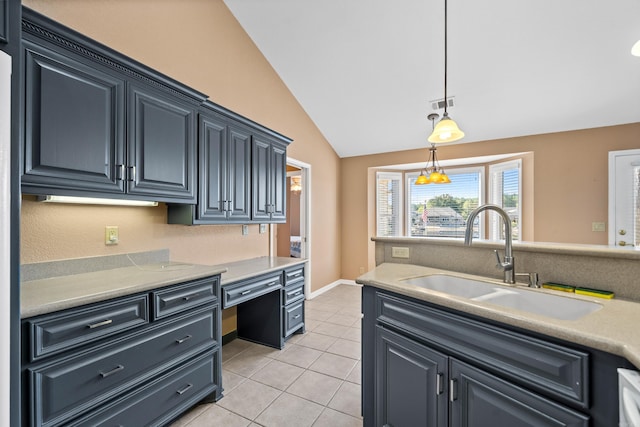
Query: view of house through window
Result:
<box><xmin>407</xmin><ymin>167</ymin><xmax>483</xmax><ymax>238</ymax></box>
<box><xmin>376</xmin><ymin>160</ymin><xmax>523</xmax><ymax>241</ymax></box>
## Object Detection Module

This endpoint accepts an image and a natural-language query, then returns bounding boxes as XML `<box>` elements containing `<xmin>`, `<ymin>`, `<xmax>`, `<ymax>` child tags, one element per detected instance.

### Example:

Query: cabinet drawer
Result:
<box><xmin>69</xmin><ymin>349</ymin><xmax>219</xmax><ymax>427</ymax></box>
<box><xmin>26</xmin><ymin>294</ymin><xmax>149</xmax><ymax>362</ymax></box>
<box><xmin>223</xmin><ymin>272</ymin><xmax>282</xmax><ymax>308</ymax></box>
<box><xmin>376</xmin><ymin>291</ymin><xmax>589</xmax><ymax>407</ymax></box>
<box><xmin>283</xmin><ymin>282</ymin><xmax>305</xmax><ymax>305</ymax></box>
<box><xmin>285</xmin><ymin>266</ymin><xmax>304</xmax><ymax>285</ymax></box>
<box><xmin>284</xmin><ymin>301</ymin><xmax>304</xmax><ymax>337</ymax></box>
<box><xmin>153</xmin><ymin>277</ymin><xmax>218</xmax><ymax>319</ymax></box>
<box><xmin>28</xmin><ymin>308</ymin><xmax>217</xmax><ymax>427</ymax></box>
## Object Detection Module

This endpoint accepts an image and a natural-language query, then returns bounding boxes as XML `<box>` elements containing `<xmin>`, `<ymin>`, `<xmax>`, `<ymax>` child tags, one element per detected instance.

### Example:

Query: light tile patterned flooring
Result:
<box><xmin>170</xmin><ymin>284</ymin><xmax>364</xmax><ymax>427</ymax></box>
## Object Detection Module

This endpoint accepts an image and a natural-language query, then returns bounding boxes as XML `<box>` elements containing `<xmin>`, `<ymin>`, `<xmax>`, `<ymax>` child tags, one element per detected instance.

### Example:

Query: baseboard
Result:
<box><xmin>222</xmin><ymin>330</ymin><xmax>238</xmax><ymax>346</ymax></box>
<box><xmin>308</xmin><ymin>279</ymin><xmax>361</xmax><ymax>300</ymax></box>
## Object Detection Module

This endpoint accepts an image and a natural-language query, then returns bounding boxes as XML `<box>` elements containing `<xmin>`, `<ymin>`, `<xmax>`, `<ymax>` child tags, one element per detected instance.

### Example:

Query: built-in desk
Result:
<box><xmin>215</xmin><ymin>257</ymin><xmax>307</xmax><ymax>349</ymax></box>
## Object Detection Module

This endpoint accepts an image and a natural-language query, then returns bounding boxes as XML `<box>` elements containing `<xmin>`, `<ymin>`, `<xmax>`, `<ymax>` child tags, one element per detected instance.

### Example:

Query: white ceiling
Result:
<box><xmin>223</xmin><ymin>0</ymin><xmax>640</xmax><ymax>158</ymax></box>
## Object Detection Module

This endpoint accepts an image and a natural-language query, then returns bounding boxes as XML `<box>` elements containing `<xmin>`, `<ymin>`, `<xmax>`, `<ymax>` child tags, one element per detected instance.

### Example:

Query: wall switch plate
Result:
<box><xmin>359</xmin><ymin>266</ymin><xmax>365</xmax><ymax>274</ymax></box>
<box><xmin>242</xmin><ymin>225</ymin><xmax>249</xmax><ymax>235</ymax></box>
<box><xmin>391</xmin><ymin>246</ymin><xmax>410</xmax><ymax>258</ymax></box>
<box><xmin>259</xmin><ymin>224</ymin><xmax>267</xmax><ymax>234</ymax></box>
<box><xmin>592</xmin><ymin>222</ymin><xmax>606</xmax><ymax>232</ymax></box>
<box><xmin>105</xmin><ymin>226</ymin><xmax>119</xmax><ymax>245</ymax></box>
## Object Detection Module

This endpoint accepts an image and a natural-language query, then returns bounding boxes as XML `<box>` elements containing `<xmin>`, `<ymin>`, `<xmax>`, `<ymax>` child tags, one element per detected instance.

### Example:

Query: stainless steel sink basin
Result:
<box><xmin>401</xmin><ymin>274</ymin><xmax>602</xmax><ymax>320</ymax></box>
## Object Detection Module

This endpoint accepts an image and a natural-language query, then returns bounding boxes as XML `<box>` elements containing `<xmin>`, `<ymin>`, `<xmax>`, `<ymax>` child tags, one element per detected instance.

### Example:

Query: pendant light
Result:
<box><xmin>632</xmin><ymin>39</ymin><xmax>640</xmax><ymax>57</ymax></box>
<box><xmin>416</xmin><ymin>114</ymin><xmax>451</xmax><ymax>185</ymax></box>
<box><xmin>428</xmin><ymin>0</ymin><xmax>465</xmax><ymax>143</ymax></box>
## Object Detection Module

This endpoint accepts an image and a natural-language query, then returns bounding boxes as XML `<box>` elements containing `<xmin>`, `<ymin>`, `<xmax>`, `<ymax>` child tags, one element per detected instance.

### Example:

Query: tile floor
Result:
<box><xmin>170</xmin><ymin>284</ymin><xmax>364</xmax><ymax>427</ymax></box>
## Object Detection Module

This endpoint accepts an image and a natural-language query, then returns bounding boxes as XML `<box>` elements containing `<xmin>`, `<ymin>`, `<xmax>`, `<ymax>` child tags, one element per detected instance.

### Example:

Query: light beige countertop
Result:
<box><xmin>357</xmin><ymin>262</ymin><xmax>640</xmax><ymax>369</ymax></box>
<box><xmin>21</xmin><ymin>262</ymin><xmax>227</xmax><ymax>319</ymax></box>
<box><xmin>212</xmin><ymin>256</ymin><xmax>307</xmax><ymax>286</ymax></box>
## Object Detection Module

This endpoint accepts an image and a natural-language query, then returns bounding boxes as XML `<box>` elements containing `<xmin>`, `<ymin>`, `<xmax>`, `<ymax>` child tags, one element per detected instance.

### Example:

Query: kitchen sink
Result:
<box><xmin>402</xmin><ymin>274</ymin><xmax>505</xmax><ymax>299</ymax></box>
<box><xmin>401</xmin><ymin>274</ymin><xmax>602</xmax><ymax>320</ymax></box>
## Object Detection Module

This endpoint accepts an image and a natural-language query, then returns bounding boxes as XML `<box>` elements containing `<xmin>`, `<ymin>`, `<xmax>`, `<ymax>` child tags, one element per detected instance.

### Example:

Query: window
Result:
<box><xmin>407</xmin><ymin>167</ymin><xmax>483</xmax><ymax>238</ymax></box>
<box><xmin>489</xmin><ymin>160</ymin><xmax>522</xmax><ymax>241</ymax></box>
<box><xmin>376</xmin><ymin>172</ymin><xmax>403</xmax><ymax>236</ymax></box>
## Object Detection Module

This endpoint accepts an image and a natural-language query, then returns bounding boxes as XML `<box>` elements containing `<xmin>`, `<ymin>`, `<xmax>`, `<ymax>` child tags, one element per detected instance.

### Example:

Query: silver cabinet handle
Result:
<box><xmin>88</xmin><ymin>319</ymin><xmax>113</xmax><ymax>329</ymax></box>
<box><xmin>293</xmin><ymin>314</ymin><xmax>301</xmax><ymax>319</ymax></box>
<box><xmin>99</xmin><ymin>364</ymin><xmax>124</xmax><ymax>378</ymax></box>
<box><xmin>267</xmin><ymin>281</ymin><xmax>278</xmax><ymax>287</ymax></box>
<box><xmin>176</xmin><ymin>335</ymin><xmax>192</xmax><ymax>344</ymax></box>
<box><xmin>127</xmin><ymin>166</ymin><xmax>136</xmax><ymax>182</ymax></box>
<box><xmin>176</xmin><ymin>383</ymin><xmax>193</xmax><ymax>395</ymax></box>
<box><xmin>228</xmin><ymin>200</ymin><xmax>233</xmax><ymax>211</ymax></box>
<box><xmin>241</xmin><ymin>290</ymin><xmax>251</xmax><ymax>295</ymax></box>
<box><xmin>182</xmin><ymin>292</ymin><xmax>200</xmax><ymax>301</ymax></box>
<box><xmin>293</xmin><ymin>291</ymin><xmax>302</xmax><ymax>296</ymax></box>
<box><xmin>116</xmin><ymin>164</ymin><xmax>125</xmax><ymax>181</ymax></box>
<box><xmin>449</xmin><ymin>378</ymin><xmax>457</xmax><ymax>402</ymax></box>
<box><xmin>436</xmin><ymin>372</ymin><xmax>443</xmax><ymax>395</ymax></box>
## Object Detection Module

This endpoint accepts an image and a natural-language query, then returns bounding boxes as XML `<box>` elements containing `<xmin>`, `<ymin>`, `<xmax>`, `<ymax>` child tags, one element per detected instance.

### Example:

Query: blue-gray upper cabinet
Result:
<box><xmin>20</xmin><ymin>8</ymin><xmax>204</xmax><ymax>203</ymax></box>
<box><xmin>167</xmin><ymin>108</ymin><xmax>252</xmax><ymax>224</ymax></box>
<box><xmin>252</xmin><ymin>135</ymin><xmax>287</xmax><ymax>223</ymax></box>
<box><xmin>22</xmin><ymin>39</ymin><xmax>126</xmax><ymax>194</ymax></box>
<box><xmin>126</xmin><ymin>82</ymin><xmax>197</xmax><ymax>202</ymax></box>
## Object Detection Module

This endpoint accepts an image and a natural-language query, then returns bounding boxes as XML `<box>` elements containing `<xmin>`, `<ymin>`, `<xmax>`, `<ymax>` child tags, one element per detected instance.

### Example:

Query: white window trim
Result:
<box><xmin>488</xmin><ymin>159</ymin><xmax>522</xmax><ymax>241</ymax></box>
<box><xmin>376</xmin><ymin>171</ymin><xmax>404</xmax><ymax>237</ymax></box>
<box><xmin>406</xmin><ymin>166</ymin><xmax>485</xmax><ymax>238</ymax></box>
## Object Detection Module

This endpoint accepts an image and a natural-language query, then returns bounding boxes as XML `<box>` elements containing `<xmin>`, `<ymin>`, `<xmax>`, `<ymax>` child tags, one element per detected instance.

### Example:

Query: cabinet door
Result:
<box><xmin>127</xmin><ymin>83</ymin><xmax>196</xmax><ymax>203</ymax></box>
<box><xmin>376</xmin><ymin>326</ymin><xmax>447</xmax><ymax>427</ymax></box>
<box><xmin>198</xmin><ymin>113</ymin><xmax>228</xmax><ymax>221</ymax></box>
<box><xmin>270</xmin><ymin>141</ymin><xmax>287</xmax><ymax>222</ymax></box>
<box><xmin>22</xmin><ymin>42</ymin><xmax>126</xmax><ymax>194</ymax></box>
<box><xmin>450</xmin><ymin>359</ymin><xmax>589</xmax><ymax>427</ymax></box>
<box><xmin>227</xmin><ymin>125</ymin><xmax>252</xmax><ymax>221</ymax></box>
<box><xmin>0</xmin><ymin>0</ymin><xmax>6</xmax><ymax>44</ymax></box>
<box><xmin>252</xmin><ymin>137</ymin><xmax>271</xmax><ymax>221</ymax></box>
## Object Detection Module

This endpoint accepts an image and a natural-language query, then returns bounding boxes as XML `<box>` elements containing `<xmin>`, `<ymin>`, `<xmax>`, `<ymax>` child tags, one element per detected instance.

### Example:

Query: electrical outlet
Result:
<box><xmin>359</xmin><ymin>266</ymin><xmax>365</xmax><ymax>274</ymax></box>
<box><xmin>592</xmin><ymin>222</ymin><xmax>606</xmax><ymax>232</ymax></box>
<box><xmin>391</xmin><ymin>246</ymin><xmax>410</xmax><ymax>259</ymax></box>
<box><xmin>259</xmin><ymin>224</ymin><xmax>267</xmax><ymax>234</ymax></box>
<box><xmin>242</xmin><ymin>225</ymin><xmax>249</xmax><ymax>236</ymax></box>
<box><xmin>105</xmin><ymin>226</ymin><xmax>119</xmax><ymax>245</ymax></box>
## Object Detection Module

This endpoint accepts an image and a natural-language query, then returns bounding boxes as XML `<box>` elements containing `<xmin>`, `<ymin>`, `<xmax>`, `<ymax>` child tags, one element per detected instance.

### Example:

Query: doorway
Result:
<box><xmin>274</xmin><ymin>158</ymin><xmax>311</xmax><ymax>297</ymax></box>
<box><xmin>608</xmin><ymin>149</ymin><xmax>640</xmax><ymax>247</ymax></box>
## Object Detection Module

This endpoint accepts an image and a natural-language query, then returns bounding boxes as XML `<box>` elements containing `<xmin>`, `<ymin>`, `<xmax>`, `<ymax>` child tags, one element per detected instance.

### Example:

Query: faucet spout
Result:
<box><xmin>464</xmin><ymin>204</ymin><xmax>515</xmax><ymax>283</ymax></box>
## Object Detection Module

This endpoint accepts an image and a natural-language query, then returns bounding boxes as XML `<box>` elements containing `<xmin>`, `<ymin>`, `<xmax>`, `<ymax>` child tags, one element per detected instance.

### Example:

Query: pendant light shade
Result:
<box><xmin>417</xmin><ymin>114</ymin><xmax>451</xmax><ymax>185</ymax></box>
<box><xmin>428</xmin><ymin>113</ymin><xmax>465</xmax><ymax>143</ymax></box>
<box><xmin>633</xmin><ymin>39</ymin><xmax>640</xmax><ymax>57</ymax></box>
<box><xmin>428</xmin><ymin>0</ymin><xmax>464</xmax><ymax>144</ymax></box>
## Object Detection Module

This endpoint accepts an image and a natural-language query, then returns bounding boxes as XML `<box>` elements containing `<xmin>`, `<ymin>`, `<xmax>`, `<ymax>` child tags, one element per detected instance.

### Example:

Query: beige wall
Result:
<box><xmin>21</xmin><ymin>0</ymin><xmax>342</xmax><ymax>298</ymax></box>
<box><xmin>342</xmin><ymin>123</ymin><xmax>640</xmax><ymax>280</ymax></box>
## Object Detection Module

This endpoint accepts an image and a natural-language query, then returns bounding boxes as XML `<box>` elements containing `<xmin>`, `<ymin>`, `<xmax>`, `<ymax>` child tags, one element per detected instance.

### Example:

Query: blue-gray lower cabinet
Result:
<box><xmin>362</xmin><ymin>286</ymin><xmax>629</xmax><ymax>427</ymax></box>
<box><xmin>21</xmin><ymin>275</ymin><xmax>222</xmax><ymax>427</ymax></box>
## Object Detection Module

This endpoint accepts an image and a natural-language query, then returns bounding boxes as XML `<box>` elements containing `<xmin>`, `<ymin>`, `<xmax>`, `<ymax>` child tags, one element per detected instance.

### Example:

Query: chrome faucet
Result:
<box><xmin>464</xmin><ymin>204</ymin><xmax>516</xmax><ymax>284</ymax></box>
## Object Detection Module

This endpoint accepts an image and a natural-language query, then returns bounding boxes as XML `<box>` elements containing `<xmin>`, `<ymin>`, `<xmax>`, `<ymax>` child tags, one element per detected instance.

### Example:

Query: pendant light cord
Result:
<box><xmin>444</xmin><ymin>0</ymin><xmax>448</xmax><ymax>116</ymax></box>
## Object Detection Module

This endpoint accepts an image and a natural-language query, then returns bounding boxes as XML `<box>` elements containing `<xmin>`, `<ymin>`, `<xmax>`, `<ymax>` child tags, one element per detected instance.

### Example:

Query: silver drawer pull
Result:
<box><xmin>99</xmin><ymin>364</ymin><xmax>124</xmax><ymax>378</ymax></box>
<box><xmin>293</xmin><ymin>314</ymin><xmax>301</xmax><ymax>319</ymax></box>
<box><xmin>292</xmin><ymin>273</ymin><xmax>301</xmax><ymax>278</ymax></box>
<box><xmin>267</xmin><ymin>281</ymin><xmax>278</xmax><ymax>287</ymax></box>
<box><xmin>176</xmin><ymin>383</ymin><xmax>193</xmax><ymax>395</ymax></box>
<box><xmin>293</xmin><ymin>291</ymin><xmax>302</xmax><ymax>296</ymax></box>
<box><xmin>241</xmin><ymin>290</ymin><xmax>252</xmax><ymax>295</ymax></box>
<box><xmin>182</xmin><ymin>293</ymin><xmax>199</xmax><ymax>301</ymax></box>
<box><xmin>88</xmin><ymin>319</ymin><xmax>113</xmax><ymax>329</ymax></box>
<box><xmin>176</xmin><ymin>335</ymin><xmax>192</xmax><ymax>344</ymax></box>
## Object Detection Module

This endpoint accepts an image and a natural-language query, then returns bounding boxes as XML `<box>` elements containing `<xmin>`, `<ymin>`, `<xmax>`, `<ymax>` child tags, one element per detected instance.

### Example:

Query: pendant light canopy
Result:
<box><xmin>416</xmin><ymin>114</ymin><xmax>451</xmax><ymax>185</ymax></box>
<box><xmin>428</xmin><ymin>0</ymin><xmax>465</xmax><ymax>144</ymax></box>
<box><xmin>633</xmin><ymin>39</ymin><xmax>640</xmax><ymax>57</ymax></box>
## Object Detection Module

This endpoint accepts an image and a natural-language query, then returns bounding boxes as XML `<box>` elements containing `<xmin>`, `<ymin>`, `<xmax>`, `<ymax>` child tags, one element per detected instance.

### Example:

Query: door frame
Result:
<box><xmin>270</xmin><ymin>157</ymin><xmax>311</xmax><ymax>298</ymax></box>
<box><xmin>608</xmin><ymin>149</ymin><xmax>640</xmax><ymax>246</ymax></box>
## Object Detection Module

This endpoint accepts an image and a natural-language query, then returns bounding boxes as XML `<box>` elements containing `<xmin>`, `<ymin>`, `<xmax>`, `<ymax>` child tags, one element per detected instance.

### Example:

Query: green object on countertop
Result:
<box><xmin>575</xmin><ymin>287</ymin><xmax>615</xmax><ymax>299</ymax></box>
<box><xmin>541</xmin><ymin>282</ymin><xmax>576</xmax><ymax>293</ymax></box>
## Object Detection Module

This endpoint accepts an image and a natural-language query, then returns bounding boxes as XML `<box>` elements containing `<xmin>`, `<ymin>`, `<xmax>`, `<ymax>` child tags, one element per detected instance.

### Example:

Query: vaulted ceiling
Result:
<box><xmin>224</xmin><ymin>0</ymin><xmax>640</xmax><ymax>158</ymax></box>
